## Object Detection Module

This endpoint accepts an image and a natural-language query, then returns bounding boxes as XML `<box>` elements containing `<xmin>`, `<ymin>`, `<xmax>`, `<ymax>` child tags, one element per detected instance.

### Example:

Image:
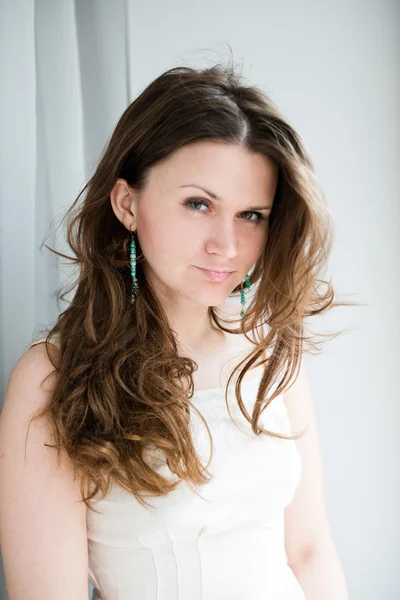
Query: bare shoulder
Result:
<box><xmin>0</xmin><ymin>341</ymin><xmax>89</xmax><ymax>599</ymax></box>
<box><xmin>18</xmin><ymin>338</ymin><xmax>59</xmax><ymax>387</ymax></box>
<box><xmin>1</xmin><ymin>342</ymin><xmax>59</xmax><ymax>433</ymax></box>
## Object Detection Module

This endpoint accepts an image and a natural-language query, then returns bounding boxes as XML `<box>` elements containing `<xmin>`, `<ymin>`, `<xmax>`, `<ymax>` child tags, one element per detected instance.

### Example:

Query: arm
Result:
<box><xmin>0</xmin><ymin>344</ymin><xmax>89</xmax><ymax>600</ymax></box>
<box><xmin>283</xmin><ymin>360</ymin><xmax>349</xmax><ymax>600</ymax></box>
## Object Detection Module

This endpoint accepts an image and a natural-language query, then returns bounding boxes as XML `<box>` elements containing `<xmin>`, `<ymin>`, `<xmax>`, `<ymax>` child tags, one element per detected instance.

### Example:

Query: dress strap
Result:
<box><xmin>27</xmin><ymin>335</ymin><xmax>60</xmax><ymax>351</ymax></box>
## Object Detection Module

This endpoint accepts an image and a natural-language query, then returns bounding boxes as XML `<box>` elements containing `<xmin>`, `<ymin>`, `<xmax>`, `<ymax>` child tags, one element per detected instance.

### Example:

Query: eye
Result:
<box><xmin>241</xmin><ymin>210</ymin><xmax>264</xmax><ymax>224</ymax></box>
<box><xmin>183</xmin><ymin>198</ymin><xmax>266</xmax><ymax>224</ymax></box>
<box><xmin>184</xmin><ymin>198</ymin><xmax>209</xmax><ymax>213</ymax></box>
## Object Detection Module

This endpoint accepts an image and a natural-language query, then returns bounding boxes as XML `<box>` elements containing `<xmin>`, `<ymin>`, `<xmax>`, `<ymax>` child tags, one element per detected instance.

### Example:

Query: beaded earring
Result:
<box><xmin>130</xmin><ymin>227</ymin><xmax>139</xmax><ymax>304</ymax></box>
<box><xmin>240</xmin><ymin>273</ymin><xmax>251</xmax><ymax>318</ymax></box>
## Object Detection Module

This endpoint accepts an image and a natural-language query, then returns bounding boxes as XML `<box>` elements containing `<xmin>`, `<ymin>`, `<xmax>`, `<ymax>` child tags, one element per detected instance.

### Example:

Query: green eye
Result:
<box><xmin>184</xmin><ymin>198</ymin><xmax>265</xmax><ymax>224</ymax></box>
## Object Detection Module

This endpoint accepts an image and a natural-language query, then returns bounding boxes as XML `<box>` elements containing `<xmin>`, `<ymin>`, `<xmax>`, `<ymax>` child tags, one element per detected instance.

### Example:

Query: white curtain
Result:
<box><xmin>0</xmin><ymin>1</ymin><xmax>131</xmax><ymax>596</ymax></box>
<box><xmin>0</xmin><ymin>0</ymin><xmax>131</xmax><ymax>400</ymax></box>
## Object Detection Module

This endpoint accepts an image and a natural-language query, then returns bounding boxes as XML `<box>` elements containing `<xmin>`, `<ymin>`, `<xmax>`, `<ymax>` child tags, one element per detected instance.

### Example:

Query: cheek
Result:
<box><xmin>249</xmin><ymin>229</ymin><xmax>268</xmax><ymax>262</ymax></box>
<box><xmin>138</xmin><ymin>213</ymin><xmax>188</xmax><ymax>266</ymax></box>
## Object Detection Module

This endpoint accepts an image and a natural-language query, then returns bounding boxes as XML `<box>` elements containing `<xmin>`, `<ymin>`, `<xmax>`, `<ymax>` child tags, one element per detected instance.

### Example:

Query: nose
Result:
<box><xmin>205</xmin><ymin>218</ymin><xmax>239</xmax><ymax>260</ymax></box>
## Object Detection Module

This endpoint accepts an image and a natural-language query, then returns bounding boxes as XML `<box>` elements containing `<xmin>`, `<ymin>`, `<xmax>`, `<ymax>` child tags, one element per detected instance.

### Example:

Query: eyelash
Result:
<box><xmin>183</xmin><ymin>198</ymin><xmax>267</xmax><ymax>224</ymax></box>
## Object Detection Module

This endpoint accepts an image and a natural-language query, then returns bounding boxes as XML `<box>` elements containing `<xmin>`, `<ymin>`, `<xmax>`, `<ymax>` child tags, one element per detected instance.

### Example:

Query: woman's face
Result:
<box><xmin>122</xmin><ymin>140</ymin><xmax>278</xmax><ymax>310</ymax></box>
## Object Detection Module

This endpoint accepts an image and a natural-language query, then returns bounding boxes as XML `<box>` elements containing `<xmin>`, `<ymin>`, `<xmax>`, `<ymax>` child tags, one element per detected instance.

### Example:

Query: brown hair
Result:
<box><xmin>29</xmin><ymin>59</ymin><xmax>358</xmax><ymax>511</ymax></box>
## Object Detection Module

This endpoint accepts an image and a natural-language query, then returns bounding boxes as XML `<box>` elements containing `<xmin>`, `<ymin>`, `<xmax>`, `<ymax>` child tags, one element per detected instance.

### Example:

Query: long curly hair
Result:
<box><xmin>29</xmin><ymin>60</ymin><xmax>357</xmax><ymax>512</ymax></box>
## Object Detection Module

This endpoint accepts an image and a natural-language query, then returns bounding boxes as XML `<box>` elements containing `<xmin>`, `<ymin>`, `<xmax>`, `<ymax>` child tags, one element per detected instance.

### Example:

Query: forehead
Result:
<box><xmin>147</xmin><ymin>140</ymin><xmax>278</xmax><ymax>199</ymax></box>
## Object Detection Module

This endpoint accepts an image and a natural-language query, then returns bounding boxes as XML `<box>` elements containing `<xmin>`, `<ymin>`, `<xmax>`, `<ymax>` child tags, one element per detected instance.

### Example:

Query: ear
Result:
<box><xmin>110</xmin><ymin>178</ymin><xmax>138</xmax><ymax>231</ymax></box>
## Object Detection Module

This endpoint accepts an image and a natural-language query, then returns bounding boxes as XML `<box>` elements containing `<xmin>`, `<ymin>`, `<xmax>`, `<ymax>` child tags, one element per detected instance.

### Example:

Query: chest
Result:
<box><xmin>188</xmin><ymin>328</ymin><xmax>266</xmax><ymax>392</ymax></box>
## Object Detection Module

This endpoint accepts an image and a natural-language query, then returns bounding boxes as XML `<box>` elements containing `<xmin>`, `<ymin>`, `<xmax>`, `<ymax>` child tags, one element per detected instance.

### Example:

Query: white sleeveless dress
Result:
<box><xmin>28</xmin><ymin>338</ymin><xmax>305</xmax><ymax>599</ymax></box>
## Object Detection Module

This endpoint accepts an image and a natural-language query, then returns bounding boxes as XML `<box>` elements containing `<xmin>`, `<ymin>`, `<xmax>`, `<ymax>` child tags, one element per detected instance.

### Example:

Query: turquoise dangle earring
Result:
<box><xmin>130</xmin><ymin>225</ymin><xmax>139</xmax><ymax>304</ymax></box>
<box><xmin>240</xmin><ymin>273</ymin><xmax>251</xmax><ymax>318</ymax></box>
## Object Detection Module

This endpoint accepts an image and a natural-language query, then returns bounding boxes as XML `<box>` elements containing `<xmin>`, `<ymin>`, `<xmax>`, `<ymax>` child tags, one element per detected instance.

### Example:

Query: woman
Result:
<box><xmin>0</xmin><ymin>62</ymin><xmax>349</xmax><ymax>599</ymax></box>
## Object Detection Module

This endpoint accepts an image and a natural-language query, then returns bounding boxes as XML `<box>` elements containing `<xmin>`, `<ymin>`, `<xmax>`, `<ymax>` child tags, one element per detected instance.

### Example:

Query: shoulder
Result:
<box><xmin>1</xmin><ymin>334</ymin><xmax>87</xmax><ymax>495</ymax></box>
<box><xmin>22</xmin><ymin>335</ymin><xmax>61</xmax><ymax>378</ymax></box>
<box><xmin>0</xmin><ymin>338</ymin><xmax>89</xmax><ymax>599</ymax></box>
<box><xmin>24</xmin><ymin>337</ymin><xmax>59</xmax><ymax>380</ymax></box>
<box><xmin>26</xmin><ymin>333</ymin><xmax>60</xmax><ymax>353</ymax></box>
<box><xmin>2</xmin><ymin>337</ymin><xmax>60</xmax><ymax>428</ymax></box>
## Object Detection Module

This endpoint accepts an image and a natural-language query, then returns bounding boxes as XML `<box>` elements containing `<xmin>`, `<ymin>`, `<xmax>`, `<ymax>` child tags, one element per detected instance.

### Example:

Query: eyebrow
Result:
<box><xmin>179</xmin><ymin>184</ymin><xmax>273</xmax><ymax>211</ymax></box>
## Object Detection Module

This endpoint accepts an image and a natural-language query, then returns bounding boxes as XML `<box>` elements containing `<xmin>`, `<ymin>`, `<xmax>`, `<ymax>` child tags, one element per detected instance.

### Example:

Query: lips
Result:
<box><xmin>199</xmin><ymin>268</ymin><xmax>232</xmax><ymax>273</ymax></box>
<box><xmin>196</xmin><ymin>265</ymin><xmax>234</xmax><ymax>273</ymax></box>
<box><xmin>195</xmin><ymin>266</ymin><xmax>234</xmax><ymax>282</ymax></box>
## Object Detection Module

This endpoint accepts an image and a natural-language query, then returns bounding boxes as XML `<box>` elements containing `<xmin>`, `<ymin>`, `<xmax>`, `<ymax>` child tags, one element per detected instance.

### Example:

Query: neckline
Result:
<box><xmin>192</xmin><ymin>373</ymin><xmax>261</xmax><ymax>397</ymax></box>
